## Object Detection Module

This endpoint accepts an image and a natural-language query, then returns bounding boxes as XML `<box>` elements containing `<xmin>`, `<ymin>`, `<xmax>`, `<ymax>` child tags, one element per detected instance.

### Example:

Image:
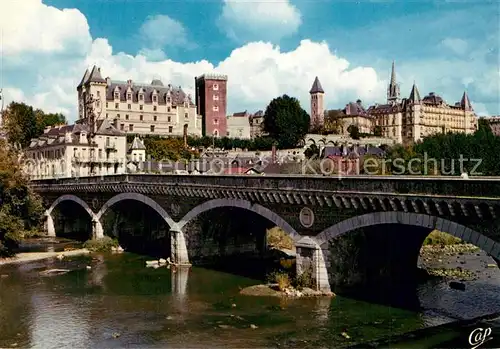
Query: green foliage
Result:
<box><xmin>347</xmin><ymin>125</ymin><xmax>360</xmax><ymax>140</ymax></box>
<box><xmin>422</xmin><ymin>230</ymin><xmax>463</xmax><ymax>246</ymax></box>
<box><xmin>263</xmin><ymin>95</ymin><xmax>310</xmax><ymax>148</ymax></box>
<box><xmin>373</xmin><ymin>125</ymin><xmax>383</xmax><ymax>137</ymax></box>
<box><xmin>143</xmin><ymin>137</ymin><xmax>198</xmax><ymax>161</ymax></box>
<box><xmin>3</xmin><ymin>102</ymin><xmax>66</xmax><ymax>148</ymax></box>
<box><xmin>83</xmin><ymin>236</ymin><xmax>119</xmax><ymax>252</ymax></box>
<box><xmin>0</xmin><ymin>140</ymin><xmax>44</xmax><ymax>256</ymax></box>
<box><xmin>324</xmin><ymin>109</ymin><xmax>344</xmax><ymax>134</ymax></box>
<box><xmin>293</xmin><ymin>267</ymin><xmax>314</xmax><ymax>290</ymax></box>
<box><xmin>304</xmin><ymin>144</ymin><xmax>319</xmax><ymax>159</ymax></box>
<box><xmin>266</xmin><ymin>226</ymin><xmax>294</xmax><ymax>250</ymax></box>
<box><xmin>129</xmin><ymin>134</ymin><xmax>277</xmax><ymax>160</ymax></box>
<box><xmin>266</xmin><ymin>271</ymin><xmax>291</xmax><ymax>291</ymax></box>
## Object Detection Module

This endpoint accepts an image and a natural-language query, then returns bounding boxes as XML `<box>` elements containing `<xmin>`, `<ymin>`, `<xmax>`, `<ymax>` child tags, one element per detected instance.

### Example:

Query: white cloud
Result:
<box><xmin>219</xmin><ymin>0</ymin><xmax>302</xmax><ymax>42</ymax></box>
<box><xmin>138</xmin><ymin>15</ymin><xmax>194</xmax><ymax>49</ymax></box>
<box><xmin>0</xmin><ymin>0</ymin><xmax>91</xmax><ymax>56</ymax></box>
<box><xmin>441</xmin><ymin>38</ymin><xmax>468</xmax><ymax>55</ymax></box>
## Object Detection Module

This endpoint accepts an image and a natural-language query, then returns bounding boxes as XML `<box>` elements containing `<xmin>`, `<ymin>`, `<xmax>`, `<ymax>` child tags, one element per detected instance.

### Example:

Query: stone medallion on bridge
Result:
<box><xmin>91</xmin><ymin>198</ymin><xmax>100</xmax><ymax>211</ymax></box>
<box><xmin>170</xmin><ymin>203</ymin><xmax>181</xmax><ymax>217</ymax></box>
<box><xmin>299</xmin><ymin>207</ymin><xmax>315</xmax><ymax>228</ymax></box>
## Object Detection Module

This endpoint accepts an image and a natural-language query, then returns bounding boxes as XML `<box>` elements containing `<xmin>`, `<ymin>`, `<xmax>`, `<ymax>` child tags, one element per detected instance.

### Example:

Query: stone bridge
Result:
<box><xmin>30</xmin><ymin>174</ymin><xmax>500</xmax><ymax>292</ymax></box>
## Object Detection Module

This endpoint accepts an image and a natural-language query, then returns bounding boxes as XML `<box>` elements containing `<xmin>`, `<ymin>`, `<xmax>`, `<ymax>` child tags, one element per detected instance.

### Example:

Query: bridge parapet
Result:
<box><xmin>30</xmin><ymin>174</ymin><xmax>500</xmax><ymax>198</ymax></box>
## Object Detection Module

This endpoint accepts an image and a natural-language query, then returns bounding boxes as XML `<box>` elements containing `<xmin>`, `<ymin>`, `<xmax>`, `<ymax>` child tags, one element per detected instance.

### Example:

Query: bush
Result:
<box><xmin>294</xmin><ymin>267</ymin><xmax>313</xmax><ymax>290</ymax></box>
<box><xmin>267</xmin><ymin>227</ymin><xmax>294</xmax><ymax>250</ymax></box>
<box><xmin>267</xmin><ymin>271</ymin><xmax>291</xmax><ymax>291</ymax></box>
<box><xmin>279</xmin><ymin>258</ymin><xmax>295</xmax><ymax>270</ymax></box>
<box><xmin>423</xmin><ymin>230</ymin><xmax>463</xmax><ymax>246</ymax></box>
<box><xmin>83</xmin><ymin>236</ymin><xmax>119</xmax><ymax>252</ymax></box>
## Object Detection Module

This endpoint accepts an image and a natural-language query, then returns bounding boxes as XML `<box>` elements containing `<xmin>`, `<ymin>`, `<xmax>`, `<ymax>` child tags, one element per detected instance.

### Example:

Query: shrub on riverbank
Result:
<box><xmin>423</xmin><ymin>230</ymin><xmax>463</xmax><ymax>246</ymax></box>
<box><xmin>83</xmin><ymin>237</ymin><xmax>119</xmax><ymax>252</ymax></box>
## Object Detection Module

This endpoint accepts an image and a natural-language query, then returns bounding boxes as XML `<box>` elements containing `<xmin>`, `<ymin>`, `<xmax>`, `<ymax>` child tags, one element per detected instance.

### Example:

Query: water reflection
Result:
<box><xmin>0</xmin><ymin>251</ymin><xmax>499</xmax><ymax>349</ymax></box>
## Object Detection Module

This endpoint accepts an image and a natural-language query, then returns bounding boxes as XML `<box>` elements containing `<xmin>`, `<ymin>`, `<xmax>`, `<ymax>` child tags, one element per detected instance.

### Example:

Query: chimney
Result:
<box><xmin>272</xmin><ymin>143</ymin><xmax>277</xmax><ymax>164</ymax></box>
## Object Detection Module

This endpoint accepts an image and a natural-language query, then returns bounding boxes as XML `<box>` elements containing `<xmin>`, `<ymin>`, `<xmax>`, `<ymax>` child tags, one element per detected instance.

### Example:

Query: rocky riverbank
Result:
<box><xmin>240</xmin><ymin>284</ymin><xmax>335</xmax><ymax>298</ymax></box>
<box><xmin>0</xmin><ymin>248</ymin><xmax>90</xmax><ymax>266</ymax></box>
<box><xmin>418</xmin><ymin>243</ymin><xmax>499</xmax><ymax>282</ymax></box>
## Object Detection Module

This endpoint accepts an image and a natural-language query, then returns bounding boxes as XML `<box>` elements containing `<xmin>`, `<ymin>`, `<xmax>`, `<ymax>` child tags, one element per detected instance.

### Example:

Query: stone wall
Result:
<box><xmin>183</xmin><ymin>207</ymin><xmax>269</xmax><ymax>264</ymax></box>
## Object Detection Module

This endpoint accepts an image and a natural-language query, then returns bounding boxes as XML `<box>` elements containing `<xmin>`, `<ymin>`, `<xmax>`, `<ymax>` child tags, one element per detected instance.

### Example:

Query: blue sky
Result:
<box><xmin>1</xmin><ymin>0</ymin><xmax>499</xmax><ymax>120</ymax></box>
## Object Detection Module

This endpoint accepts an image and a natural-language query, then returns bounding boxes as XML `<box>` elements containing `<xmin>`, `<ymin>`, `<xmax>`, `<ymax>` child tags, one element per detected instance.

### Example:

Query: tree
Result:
<box><xmin>347</xmin><ymin>125</ymin><xmax>360</xmax><ymax>140</ymax></box>
<box><xmin>0</xmin><ymin>140</ymin><xmax>43</xmax><ymax>256</ymax></box>
<box><xmin>373</xmin><ymin>125</ymin><xmax>383</xmax><ymax>137</ymax></box>
<box><xmin>3</xmin><ymin>102</ymin><xmax>66</xmax><ymax>149</ymax></box>
<box><xmin>263</xmin><ymin>95</ymin><xmax>310</xmax><ymax>149</ymax></box>
<box><xmin>324</xmin><ymin>110</ymin><xmax>344</xmax><ymax>134</ymax></box>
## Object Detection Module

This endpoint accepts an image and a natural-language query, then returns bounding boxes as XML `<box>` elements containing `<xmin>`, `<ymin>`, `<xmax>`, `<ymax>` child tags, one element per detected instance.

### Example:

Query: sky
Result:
<box><xmin>0</xmin><ymin>0</ymin><xmax>499</xmax><ymax>122</ymax></box>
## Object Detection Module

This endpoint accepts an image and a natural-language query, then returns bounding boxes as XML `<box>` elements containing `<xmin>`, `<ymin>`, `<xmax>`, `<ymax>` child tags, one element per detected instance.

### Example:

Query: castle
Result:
<box><xmin>77</xmin><ymin>66</ymin><xmax>229</xmax><ymax>138</ymax></box>
<box><xmin>309</xmin><ymin>62</ymin><xmax>478</xmax><ymax>145</ymax></box>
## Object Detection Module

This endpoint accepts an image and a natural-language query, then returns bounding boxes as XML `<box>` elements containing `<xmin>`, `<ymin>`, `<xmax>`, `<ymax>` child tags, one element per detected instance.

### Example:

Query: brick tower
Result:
<box><xmin>195</xmin><ymin>74</ymin><xmax>228</xmax><ymax>137</ymax></box>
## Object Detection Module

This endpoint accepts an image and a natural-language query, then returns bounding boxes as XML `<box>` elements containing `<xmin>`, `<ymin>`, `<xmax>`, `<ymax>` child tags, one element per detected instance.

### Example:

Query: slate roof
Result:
<box><xmin>344</xmin><ymin>100</ymin><xmax>371</xmax><ymax>118</ymax></box>
<box><xmin>78</xmin><ymin>65</ymin><xmax>194</xmax><ymax>107</ymax></box>
<box><xmin>27</xmin><ymin>120</ymin><xmax>124</xmax><ymax>149</ymax></box>
<box><xmin>422</xmin><ymin>92</ymin><xmax>444</xmax><ymax>105</ymax></box>
<box><xmin>309</xmin><ymin>76</ymin><xmax>324</xmax><ymax>94</ymax></box>
<box><xmin>408</xmin><ymin>83</ymin><xmax>421</xmax><ymax>103</ymax></box>
<box><xmin>461</xmin><ymin>91</ymin><xmax>473</xmax><ymax>111</ymax></box>
<box><xmin>129</xmin><ymin>136</ymin><xmax>146</xmax><ymax>151</ymax></box>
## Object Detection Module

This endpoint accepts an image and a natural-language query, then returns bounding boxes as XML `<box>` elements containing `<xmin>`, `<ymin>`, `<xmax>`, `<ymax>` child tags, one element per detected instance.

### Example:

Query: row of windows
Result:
<box><xmin>119</xmin><ymin>124</ymin><xmax>176</xmax><ymax>133</ymax></box>
<box><xmin>113</xmin><ymin>92</ymin><xmax>171</xmax><ymax>104</ymax></box>
<box><xmin>106</xmin><ymin>113</ymin><xmax>190</xmax><ymax>122</ymax></box>
<box><xmin>108</xmin><ymin>102</ymin><xmax>176</xmax><ymax>112</ymax></box>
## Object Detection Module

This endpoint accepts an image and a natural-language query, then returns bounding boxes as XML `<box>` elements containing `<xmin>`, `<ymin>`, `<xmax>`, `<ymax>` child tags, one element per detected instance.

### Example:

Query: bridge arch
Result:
<box><xmin>316</xmin><ymin>212</ymin><xmax>499</xmax><ymax>260</ymax></box>
<box><xmin>96</xmin><ymin>193</ymin><xmax>175</xmax><ymax>228</ymax></box>
<box><xmin>177</xmin><ymin>198</ymin><xmax>300</xmax><ymax>242</ymax></box>
<box><xmin>47</xmin><ymin>194</ymin><xmax>96</xmax><ymax>219</ymax></box>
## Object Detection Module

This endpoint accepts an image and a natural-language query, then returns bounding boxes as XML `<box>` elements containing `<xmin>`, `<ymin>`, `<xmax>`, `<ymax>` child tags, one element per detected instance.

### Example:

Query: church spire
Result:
<box><xmin>309</xmin><ymin>76</ymin><xmax>324</xmax><ymax>94</ymax></box>
<box><xmin>408</xmin><ymin>82</ymin><xmax>421</xmax><ymax>103</ymax></box>
<box><xmin>460</xmin><ymin>91</ymin><xmax>473</xmax><ymax>111</ymax></box>
<box><xmin>387</xmin><ymin>60</ymin><xmax>400</xmax><ymax>103</ymax></box>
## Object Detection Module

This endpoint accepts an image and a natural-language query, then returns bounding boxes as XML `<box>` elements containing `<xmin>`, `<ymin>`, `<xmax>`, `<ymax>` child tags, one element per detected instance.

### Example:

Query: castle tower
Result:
<box><xmin>195</xmin><ymin>74</ymin><xmax>228</xmax><ymax>137</ymax></box>
<box><xmin>387</xmin><ymin>61</ymin><xmax>400</xmax><ymax>104</ymax></box>
<box><xmin>77</xmin><ymin>65</ymin><xmax>107</xmax><ymax>130</ymax></box>
<box><xmin>309</xmin><ymin>76</ymin><xmax>325</xmax><ymax>129</ymax></box>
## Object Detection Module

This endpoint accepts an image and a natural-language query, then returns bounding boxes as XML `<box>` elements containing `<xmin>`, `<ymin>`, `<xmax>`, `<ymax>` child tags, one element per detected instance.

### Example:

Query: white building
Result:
<box><xmin>226</xmin><ymin>110</ymin><xmax>265</xmax><ymax>139</ymax></box>
<box><xmin>25</xmin><ymin>120</ymin><xmax>127</xmax><ymax>179</ymax></box>
<box><xmin>77</xmin><ymin>66</ymin><xmax>203</xmax><ymax>138</ymax></box>
<box><xmin>227</xmin><ymin>111</ymin><xmax>251</xmax><ymax>139</ymax></box>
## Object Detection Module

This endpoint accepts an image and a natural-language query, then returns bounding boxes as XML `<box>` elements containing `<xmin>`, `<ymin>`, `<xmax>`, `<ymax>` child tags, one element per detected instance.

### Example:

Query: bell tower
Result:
<box><xmin>309</xmin><ymin>76</ymin><xmax>325</xmax><ymax>129</ymax></box>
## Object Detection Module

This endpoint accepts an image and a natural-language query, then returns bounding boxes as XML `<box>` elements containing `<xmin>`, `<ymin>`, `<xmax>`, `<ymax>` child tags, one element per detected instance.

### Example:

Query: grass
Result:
<box><xmin>82</xmin><ymin>236</ymin><xmax>119</xmax><ymax>252</ymax></box>
<box><xmin>422</xmin><ymin>230</ymin><xmax>464</xmax><ymax>246</ymax></box>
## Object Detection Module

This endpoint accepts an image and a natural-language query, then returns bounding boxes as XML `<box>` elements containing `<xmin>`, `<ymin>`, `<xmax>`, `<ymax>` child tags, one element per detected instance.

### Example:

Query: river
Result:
<box><xmin>0</xmin><ymin>239</ymin><xmax>499</xmax><ymax>348</ymax></box>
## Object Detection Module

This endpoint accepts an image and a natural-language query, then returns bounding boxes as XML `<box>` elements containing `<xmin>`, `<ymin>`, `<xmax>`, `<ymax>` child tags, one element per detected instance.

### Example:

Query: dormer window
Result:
<box><xmin>166</xmin><ymin>96</ymin><xmax>171</xmax><ymax>104</ymax></box>
<box><xmin>139</xmin><ymin>94</ymin><xmax>144</xmax><ymax>101</ymax></box>
<box><xmin>153</xmin><ymin>95</ymin><xmax>157</xmax><ymax>103</ymax></box>
<box><xmin>127</xmin><ymin>93</ymin><xmax>132</xmax><ymax>100</ymax></box>
<box><xmin>114</xmin><ymin>92</ymin><xmax>120</xmax><ymax>99</ymax></box>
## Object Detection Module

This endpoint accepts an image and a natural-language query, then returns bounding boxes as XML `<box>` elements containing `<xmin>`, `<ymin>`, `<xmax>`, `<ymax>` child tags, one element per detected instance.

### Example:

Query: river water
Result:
<box><xmin>1</xmin><ymin>239</ymin><xmax>500</xmax><ymax>348</ymax></box>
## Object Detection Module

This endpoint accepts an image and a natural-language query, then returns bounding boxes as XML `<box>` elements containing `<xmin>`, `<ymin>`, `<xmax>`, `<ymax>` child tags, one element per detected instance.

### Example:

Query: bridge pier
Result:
<box><xmin>170</xmin><ymin>229</ymin><xmax>191</xmax><ymax>266</ymax></box>
<box><xmin>296</xmin><ymin>237</ymin><xmax>331</xmax><ymax>292</ymax></box>
<box><xmin>92</xmin><ymin>219</ymin><xmax>104</xmax><ymax>239</ymax></box>
<box><xmin>44</xmin><ymin>212</ymin><xmax>56</xmax><ymax>237</ymax></box>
